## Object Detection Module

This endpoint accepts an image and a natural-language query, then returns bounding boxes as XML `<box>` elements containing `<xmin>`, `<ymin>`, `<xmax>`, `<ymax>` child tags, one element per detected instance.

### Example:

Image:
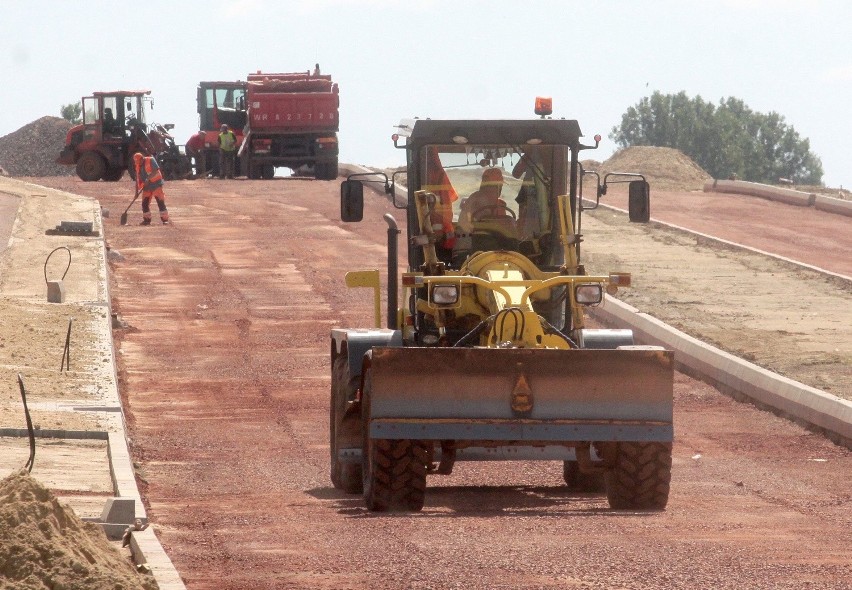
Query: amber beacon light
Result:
<box><xmin>534</xmin><ymin>96</ymin><xmax>553</xmax><ymax>117</ymax></box>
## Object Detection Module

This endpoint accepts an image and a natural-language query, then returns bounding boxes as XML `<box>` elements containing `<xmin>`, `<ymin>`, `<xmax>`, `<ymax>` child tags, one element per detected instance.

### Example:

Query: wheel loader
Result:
<box><xmin>57</xmin><ymin>90</ymin><xmax>192</xmax><ymax>181</ymax></box>
<box><xmin>331</xmin><ymin>103</ymin><xmax>673</xmax><ymax>512</ymax></box>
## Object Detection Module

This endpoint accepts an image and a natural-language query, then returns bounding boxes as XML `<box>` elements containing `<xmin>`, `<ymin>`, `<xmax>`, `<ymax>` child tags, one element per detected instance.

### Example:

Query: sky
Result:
<box><xmin>1</xmin><ymin>0</ymin><xmax>850</xmax><ymax>188</ymax></box>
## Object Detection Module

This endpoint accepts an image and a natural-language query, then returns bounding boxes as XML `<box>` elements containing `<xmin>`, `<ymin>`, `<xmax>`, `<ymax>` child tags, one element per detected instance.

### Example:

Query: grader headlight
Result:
<box><xmin>575</xmin><ymin>283</ymin><xmax>603</xmax><ymax>305</ymax></box>
<box><xmin>430</xmin><ymin>284</ymin><xmax>460</xmax><ymax>307</ymax></box>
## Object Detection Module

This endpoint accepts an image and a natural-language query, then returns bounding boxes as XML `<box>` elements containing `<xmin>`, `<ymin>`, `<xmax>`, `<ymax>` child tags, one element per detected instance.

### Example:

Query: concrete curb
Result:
<box><xmin>593</xmin><ymin>294</ymin><xmax>852</xmax><ymax>449</ymax></box>
<box><xmin>583</xmin><ymin>198</ymin><xmax>851</xmax><ymax>286</ymax></box>
<box><xmin>584</xmin><ymin>199</ymin><xmax>851</xmax><ymax>447</ymax></box>
<box><xmin>0</xmin><ymin>179</ymin><xmax>185</xmax><ymax>590</ymax></box>
<box><xmin>130</xmin><ymin>527</ymin><xmax>187</xmax><ymax>590</ymax></box>
<box><xmin>704</xmin><ymin>178</ymin><xmax>852</xmax><ymax>218</ymax></box>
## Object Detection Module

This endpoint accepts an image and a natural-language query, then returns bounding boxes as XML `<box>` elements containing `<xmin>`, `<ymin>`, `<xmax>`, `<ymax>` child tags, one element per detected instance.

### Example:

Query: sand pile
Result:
<box><xmin>0</xmin><ymin>470</ymin><xmax>156</xmax><ymax>590</ymax></box>
<box><xmin>598</xmin><ymin>146</ymin><xmax>711</xmax><ymax>191</ymax></box>
<box><xmin>0</xmin><ymin>117</ymin><xmax>74</xmax><ymax>177</ymax></box>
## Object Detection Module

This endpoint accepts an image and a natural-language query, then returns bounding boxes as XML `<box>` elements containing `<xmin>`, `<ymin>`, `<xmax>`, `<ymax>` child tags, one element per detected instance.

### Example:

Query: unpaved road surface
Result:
<box><xmin>23</xmin><ymin>176</ymin><xmax>852</xmax><ymax>589</ymax></box>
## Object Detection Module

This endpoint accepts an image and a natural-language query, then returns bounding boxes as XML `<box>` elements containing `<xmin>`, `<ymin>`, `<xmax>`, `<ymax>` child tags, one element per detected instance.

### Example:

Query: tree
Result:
<box><xmin>610</xmin><ymin>92</ymin><xmax>823</xmax><ymax>185</ymax></box>
<box><xmin>60</xmin><ymin>103</ymin><xmax>82</xmax><ymax>125</ymax></box>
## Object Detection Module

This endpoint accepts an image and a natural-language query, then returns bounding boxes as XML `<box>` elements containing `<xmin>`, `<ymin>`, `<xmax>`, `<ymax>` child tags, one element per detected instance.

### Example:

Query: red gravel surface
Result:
<box><xmin>24</xmin><ymin>175</ymin><xmax>852</xmax><ymax>590</ymax></box>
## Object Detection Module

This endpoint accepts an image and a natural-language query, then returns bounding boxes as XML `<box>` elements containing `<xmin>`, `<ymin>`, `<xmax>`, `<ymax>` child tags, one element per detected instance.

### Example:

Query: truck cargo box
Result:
<box><xmin>246</xmin><ymin>72</ymin><xmax>339</xmax><ymax>133</ymax></box>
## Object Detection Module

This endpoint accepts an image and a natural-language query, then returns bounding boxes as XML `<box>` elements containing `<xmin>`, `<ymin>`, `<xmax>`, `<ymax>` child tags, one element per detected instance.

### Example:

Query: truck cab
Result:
<box><xmin>193</xmin><ymin>81</ymin><xmax>248</xmax><ymax>176</ymax></box>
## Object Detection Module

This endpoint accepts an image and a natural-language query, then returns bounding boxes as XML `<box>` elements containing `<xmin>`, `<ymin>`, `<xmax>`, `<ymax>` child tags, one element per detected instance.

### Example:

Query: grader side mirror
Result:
<box><xmin>628</xmin><ymin>180</ymin><xmax>650</xmax><ymax>223</ymax></box>
<box><xmin>340</xmin><ymin>180</ymin><xmax>364</xmax><ymax>222</ymax></box>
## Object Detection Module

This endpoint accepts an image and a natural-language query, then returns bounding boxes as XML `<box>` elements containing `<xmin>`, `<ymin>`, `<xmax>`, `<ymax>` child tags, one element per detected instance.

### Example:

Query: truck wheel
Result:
<box><xmin>76</xmin><ymin>152</ymin><xmax>107</xmax><ymax>182</ymax></box>
<box><xmin>330</xmin><ymin>356</ymin><xmax>362</xmax><ymax>494</ymax></box>
<box><xmin>563</xmin><ymin>461</ymin><xmax>606</xmax><ymax>493</ymax></box>
<box><xmin>605</xmin><ymin>442</ymin><xmax>672</xmax><ymax>510</ymax></box>
<box><xmin>102</xmin><ymin>167</ymin><xmax>125</xmax><ymax>181</ymax></box>
<box><xmin>361</xmin><ymin>372</ymin><xmax>427</xmax><ymax>512</ymax></box>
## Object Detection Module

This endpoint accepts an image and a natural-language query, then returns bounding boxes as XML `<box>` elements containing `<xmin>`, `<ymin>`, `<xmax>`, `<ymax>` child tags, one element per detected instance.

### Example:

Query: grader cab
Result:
<box><xmin>331</xmin><ymin>112</ymin><xmax>673</xmax><ymax>512</ymax></box>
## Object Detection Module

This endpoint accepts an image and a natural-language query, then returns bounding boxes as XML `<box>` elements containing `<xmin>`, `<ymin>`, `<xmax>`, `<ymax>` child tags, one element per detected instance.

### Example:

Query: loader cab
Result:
<box><xmin>85</xmin><ymin>91</ymin><xmax>149</xmax><ymax>142</ymax></box>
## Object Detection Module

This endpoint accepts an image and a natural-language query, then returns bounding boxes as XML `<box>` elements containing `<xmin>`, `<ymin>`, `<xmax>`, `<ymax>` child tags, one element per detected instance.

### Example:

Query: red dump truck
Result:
<box><xmin>190</xmin><ymin>70</ymin><xmax>340</xmax><ymax>180</ymax></box>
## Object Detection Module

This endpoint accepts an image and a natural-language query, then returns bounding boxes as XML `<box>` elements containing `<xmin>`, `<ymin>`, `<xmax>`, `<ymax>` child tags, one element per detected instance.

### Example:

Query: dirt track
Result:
<box><xmin>22</xmin><ymin>176</ymin><xmax>852</xmax><ymax>589</ymax></box>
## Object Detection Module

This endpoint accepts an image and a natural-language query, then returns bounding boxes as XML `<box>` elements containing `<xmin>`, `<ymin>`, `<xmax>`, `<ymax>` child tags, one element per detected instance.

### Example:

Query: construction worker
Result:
<box><xmin>218</xmin><ymin>124</ymin><xmax>238</xmax><ymax>179</ymax></box>
<box><xmin>185</xmin><ymin>131</ymin><xmax>207</xmax><ymax>178</ymax></box>
<box><xmin>460</xmin><ymin>167</ymin><xmax>511</xmax><ymax>228</ymax></box>
<box><xmin>133</xmin><ymin>152</ymin><xmax>169</xmax><ymax>225</ymax></box>
<box><xmin>102</xmin><ymin>108</ymin><xmax>119</xmax><ymax>136</ymax></box>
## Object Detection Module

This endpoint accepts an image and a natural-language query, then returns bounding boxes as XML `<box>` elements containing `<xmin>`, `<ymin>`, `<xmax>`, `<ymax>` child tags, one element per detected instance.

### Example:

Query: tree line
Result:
<box><xmin>609</xmin><ymin>91</ymin><xmax>823</xmax><ymax>185</ymax></box>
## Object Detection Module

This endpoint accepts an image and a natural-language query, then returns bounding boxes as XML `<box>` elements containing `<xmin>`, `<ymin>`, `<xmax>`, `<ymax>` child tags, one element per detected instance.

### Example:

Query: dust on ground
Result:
<box><xmin>0</xmin><ymin>470</ymin><xmax>156</xmax><ymax>590</ymax></box>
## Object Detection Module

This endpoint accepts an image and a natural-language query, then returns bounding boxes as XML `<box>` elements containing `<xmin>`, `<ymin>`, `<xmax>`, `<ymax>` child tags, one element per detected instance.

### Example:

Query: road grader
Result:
<box><xmin>331</xmin><ymin>104</ymin><xmax>673</xmax><ymax>512</ymax></box>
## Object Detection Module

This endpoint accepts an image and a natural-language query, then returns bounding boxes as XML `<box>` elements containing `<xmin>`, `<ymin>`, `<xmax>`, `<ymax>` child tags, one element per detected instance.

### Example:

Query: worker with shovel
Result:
<box><xmin>133</xmin><ymin>152</ymin><xmax>170</xmax><ymax>225</ymax></box>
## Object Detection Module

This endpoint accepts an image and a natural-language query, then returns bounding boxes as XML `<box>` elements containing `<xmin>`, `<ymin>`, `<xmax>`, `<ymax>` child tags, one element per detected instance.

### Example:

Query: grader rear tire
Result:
<box><xmin>361</xmin><ymin>372</ymin><xmax>427</xmax><ymax>512</ymax></box>
<box><xmin>605</xmin><ymin>442</ymin><xmax>672</xmax><ymax>510</ymax></box>
<box><xmin>330</xmin><ymin>356</ymin><xmax>362</xmax><ymax>494</ymax></box>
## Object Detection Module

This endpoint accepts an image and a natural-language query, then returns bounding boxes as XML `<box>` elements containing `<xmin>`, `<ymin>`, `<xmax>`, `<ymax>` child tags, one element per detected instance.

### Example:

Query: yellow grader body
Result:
<box><xmin>331</xmin><ymin>115</ymin><xmax>673</xmax><ymax>512</ymax></box>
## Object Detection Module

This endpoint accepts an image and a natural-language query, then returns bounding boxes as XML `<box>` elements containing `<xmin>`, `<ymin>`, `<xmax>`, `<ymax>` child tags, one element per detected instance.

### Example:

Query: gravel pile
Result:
<box><xmin>0</xmin><ymin>116</ymin><xmax>75</xmax><ymax>177</ymax></box>
<box><xmin>600</xmin><ymin>146</ymin><xmax>712</xmax><ymax>191</ymax></box>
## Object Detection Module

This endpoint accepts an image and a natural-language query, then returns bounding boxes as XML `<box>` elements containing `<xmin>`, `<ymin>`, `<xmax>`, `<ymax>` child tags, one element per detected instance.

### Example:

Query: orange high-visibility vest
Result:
<box><xmin>137</xmin><ymin>157</ymin><xmax>164</xmax><ymax>191</ymax></box>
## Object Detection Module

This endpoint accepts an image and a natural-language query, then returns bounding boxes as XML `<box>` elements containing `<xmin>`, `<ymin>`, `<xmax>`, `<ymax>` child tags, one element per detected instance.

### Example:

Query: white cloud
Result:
<box><xmin>821</xmin><ymin>65</ymin><xmax>852</xmax><ymax>82</ymax></box>
<box><xmin>713</xmin><ymin>0</ymin><xmax>817</xmax><ymax>9</ymax></box>
<box><xmin>217</xmin><ymin>0</ymin><xmax>267</xmax><ymax>19</ymax></box>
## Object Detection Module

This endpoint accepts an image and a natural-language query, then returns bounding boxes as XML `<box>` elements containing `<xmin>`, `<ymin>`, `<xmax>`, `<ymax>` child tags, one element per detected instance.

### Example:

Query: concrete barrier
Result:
<box><xmin>814</xmin><ymin>193</ymin><xmax>852</xmax><ymax>217</ymax></box>
<box><xmin>705</xmin><ymin>179</ymin><xmax>816</xmax><ymax>207</ymax></box>
<box><xmin>338</xmin><ymin>163</ymin><xmax>407</xmax><ymax>203</ymax></box>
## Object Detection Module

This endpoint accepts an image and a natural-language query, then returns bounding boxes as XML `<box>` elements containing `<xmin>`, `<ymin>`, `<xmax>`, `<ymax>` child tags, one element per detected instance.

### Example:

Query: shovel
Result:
<box><xmin>120</xmin><ymin>185</ymin><xmax>142</xmax><ymax>226</ymax></box>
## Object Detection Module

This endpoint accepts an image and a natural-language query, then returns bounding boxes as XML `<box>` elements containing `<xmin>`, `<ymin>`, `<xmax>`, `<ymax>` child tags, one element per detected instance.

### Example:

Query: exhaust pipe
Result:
<box><xmin>383</xmin><ymin>213</ymin><xmax>400</xmax><ymax>330</ymax></box>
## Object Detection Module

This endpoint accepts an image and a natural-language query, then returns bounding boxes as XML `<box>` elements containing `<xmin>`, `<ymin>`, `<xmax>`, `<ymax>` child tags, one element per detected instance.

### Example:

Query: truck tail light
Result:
<box><xmin>316</xmin><ymin>137</ymin><xmax>337</xmax><ymax>151</ymax></box>
<box><xmin>252</xmin><ymin>138</ymin><xmax>271</xmax><ymax>154</ymax></box>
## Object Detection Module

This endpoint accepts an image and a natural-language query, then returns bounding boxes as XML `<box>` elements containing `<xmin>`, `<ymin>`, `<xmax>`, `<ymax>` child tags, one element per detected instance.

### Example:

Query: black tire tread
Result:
<box><xmin>366</xmin><ymin>439</ymin><xmax>426</xmax><ymax>512</ymax></box>
<box><xmin>605</xmin><ymin>442</ymin><xmax>672</xmax><ymax>510</ymax></box>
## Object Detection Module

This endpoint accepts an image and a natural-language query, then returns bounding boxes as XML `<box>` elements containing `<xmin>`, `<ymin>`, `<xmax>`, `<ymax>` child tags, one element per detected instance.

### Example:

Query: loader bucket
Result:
<box><xmin>366</xmin><ymin>346</ymin><xmax>673</xmax><ymax>443</ymax></box>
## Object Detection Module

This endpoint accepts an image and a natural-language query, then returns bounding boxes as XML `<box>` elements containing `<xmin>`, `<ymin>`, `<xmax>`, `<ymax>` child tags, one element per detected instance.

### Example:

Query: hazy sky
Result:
<box><xmin>1</xmin><ymin>0</ymin><xmax>850</xmax><ymax>188</ymax></box>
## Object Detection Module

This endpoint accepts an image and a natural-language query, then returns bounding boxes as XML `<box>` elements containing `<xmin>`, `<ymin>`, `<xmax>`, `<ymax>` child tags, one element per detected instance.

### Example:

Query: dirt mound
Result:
<box><xmin>0</xmin><ymin>470</ymin><xmax>156</xmax><ymax>590</ymax></box>
<box><xmin>600</xmin><ymin>146</ymin><xmax>711</xmax><ymax>191</ymax></box>
<box><xmin>0</xmin><ymin>117</ymin><xmax>74</xmax><ymax>177</ymax></box>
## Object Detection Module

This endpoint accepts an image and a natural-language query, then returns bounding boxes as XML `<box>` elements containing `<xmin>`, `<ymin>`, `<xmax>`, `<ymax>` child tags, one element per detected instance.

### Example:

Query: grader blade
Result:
<box><xmin>366</xmin><ymin>346</ymin><xmax>673</xmax><ymax>443</ymax></box>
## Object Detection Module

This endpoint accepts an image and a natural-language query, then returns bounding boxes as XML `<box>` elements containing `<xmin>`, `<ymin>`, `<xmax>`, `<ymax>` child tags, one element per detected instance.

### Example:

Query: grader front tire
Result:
<box><xmin>605</xmin><ymin>442</ymin><xmax>672</xmax><ymax>510</ymax></box>
<box><xmin>363</xmin><ymin>438</ymin><xmax>427</xmax><ymax>512</ymax></box>
<box><xmin>361</xmin><ymin>372</ymin><xmax>427</xmax><ymax>512</ymax></box>
<box><xmin>329</xmin><ymin>356</ymin><xmax>362</xmax><ymax>494</ymax></box>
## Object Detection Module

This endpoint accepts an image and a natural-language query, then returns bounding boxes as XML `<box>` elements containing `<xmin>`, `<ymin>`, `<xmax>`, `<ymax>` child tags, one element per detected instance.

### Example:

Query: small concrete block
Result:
<box><xmin>46</xmin><ymin>280</ymin><xmax>65</xmax><ymax>303</ymax></box>
<box><xmin>101</xmin><ymin>497</ymin><xmax>136</xmax><ymax>524</ymax></box>
<box><xmin>59</xmin><ymin>220</ymin><xmax>94</xmax><ymax>233</ymax></box>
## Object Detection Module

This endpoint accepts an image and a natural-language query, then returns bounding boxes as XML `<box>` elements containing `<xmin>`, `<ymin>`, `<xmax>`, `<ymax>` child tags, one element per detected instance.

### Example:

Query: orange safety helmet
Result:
<box><xmin>132</xmin><ymin>152</ymin><xmax>144</xmax><ymax>164</ymax></box>
<box><xmin>480</xmin><ymin>167</ymin><xmax>504</xmax><ymax>187</ymax></box>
